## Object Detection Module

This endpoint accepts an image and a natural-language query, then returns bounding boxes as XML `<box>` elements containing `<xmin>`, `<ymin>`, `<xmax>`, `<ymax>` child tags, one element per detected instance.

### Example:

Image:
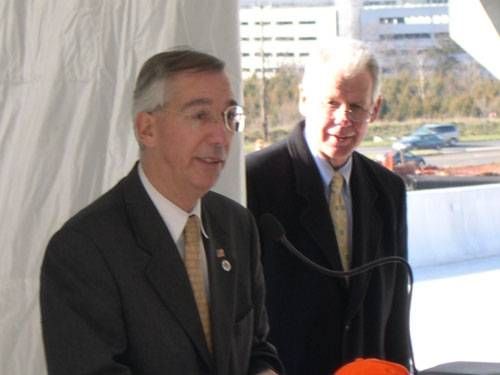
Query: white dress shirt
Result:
<box><xmin>304</xmin><ymin>123</ymin><xmax>354</xmax><ymax>254</ymax></box>
<box><xmin>138</xmin><ymin>164</ymin><xmax>210</xmax><ymax>298</ymax></box>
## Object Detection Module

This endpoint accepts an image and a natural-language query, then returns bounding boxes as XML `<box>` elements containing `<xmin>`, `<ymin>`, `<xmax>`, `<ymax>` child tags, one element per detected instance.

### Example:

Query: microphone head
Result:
<box><xmin>258</xmin><ymin>213</ymin><xmax>286</xmax><ymax>243</ymax></box>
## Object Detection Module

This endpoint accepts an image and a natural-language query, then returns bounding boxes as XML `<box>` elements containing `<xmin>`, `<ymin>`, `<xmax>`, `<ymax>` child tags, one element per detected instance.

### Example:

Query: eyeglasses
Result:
<box><xmin>150</xmin><ymin>104</ymin><xmax>246</xmax><ymax>133</ymax></box>
<box><xmin>222</xmin><ymin>105</ymin><xmax>246</xmax><ymax>132</ymax></box>
<box><xmin>324</xmin><ymin>101</ymin><xmax>371</xmax><ymax>123</ymax></box>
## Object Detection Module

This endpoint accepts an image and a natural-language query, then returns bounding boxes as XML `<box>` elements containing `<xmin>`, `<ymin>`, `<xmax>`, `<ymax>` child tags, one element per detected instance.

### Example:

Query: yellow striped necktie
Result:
<box><xmin>183</xmin><ymin>215</ymin><xmax>212</xmax><ymax>352</ymax></box>
<box><xmin>330</xmin><ymin>173</ymin><xmax>350</xmax><ymax>271</ymax></box>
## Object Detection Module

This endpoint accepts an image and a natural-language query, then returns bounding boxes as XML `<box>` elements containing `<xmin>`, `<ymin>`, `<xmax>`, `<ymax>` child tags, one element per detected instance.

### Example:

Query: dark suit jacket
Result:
<box><xmin>40</xmin><ymin>164</ymin><xmax>282</xmax><ymax>375</ymax></box>
<box><xmin>246</xmin><ymin>122</ymin><xmax>411</xmax><ymax>375</ymax></box>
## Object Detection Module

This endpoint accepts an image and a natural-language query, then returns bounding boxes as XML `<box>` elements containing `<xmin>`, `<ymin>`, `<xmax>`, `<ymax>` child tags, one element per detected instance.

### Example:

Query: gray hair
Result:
<box><xmin>302</xmin><ymin>38</ymin><xmax>380</xmax><ymax>102</ymax></box>
<box><xmin>132</xmin><ymin>48</ymin><xmax>226</xmax><ymax>118</ymax></box>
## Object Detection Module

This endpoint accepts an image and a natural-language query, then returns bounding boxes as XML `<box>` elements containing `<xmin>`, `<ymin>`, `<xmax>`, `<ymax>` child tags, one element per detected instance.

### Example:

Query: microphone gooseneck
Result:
<box><xmin>259</xmin><ymin>212</ymin><xmax>287</xmax><ymax>242</ymax></box>
<box><xmin>258</xmin><ymin>213</ymin><xmax>413</xmax><ymax>282</ymax></box>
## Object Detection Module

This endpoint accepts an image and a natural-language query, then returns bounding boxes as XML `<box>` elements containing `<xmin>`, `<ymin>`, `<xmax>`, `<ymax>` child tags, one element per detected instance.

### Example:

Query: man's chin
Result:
<box><xmin>320</xmin><ymin>146</ymin><xmax>353</xmax><ymax>166</ymax></box>
<box><xmin>325</xmin><ymin>140</ymin><xmax>354</xmax><ymax>153</ymax></box>
<box><xmin>193</xmin><ymin>173</ymin><xmax>222</xmax><ymax>193</ymax></box>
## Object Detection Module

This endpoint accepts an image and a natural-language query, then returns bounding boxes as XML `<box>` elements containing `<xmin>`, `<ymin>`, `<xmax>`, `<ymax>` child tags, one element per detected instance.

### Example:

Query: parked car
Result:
<box><xmin>389</xmin><ymin>151</ymin><xmax>426</xmax><ymax>167</ymax></box>
<box><xmin>392</xmin><ymin>131</ymin><xmax>445</xmax><ymax>151</ymax></box>
<box><xmin>417</xmin><ymin>123</ymin><xmax>459</xmax><ymax>146</ymax></box>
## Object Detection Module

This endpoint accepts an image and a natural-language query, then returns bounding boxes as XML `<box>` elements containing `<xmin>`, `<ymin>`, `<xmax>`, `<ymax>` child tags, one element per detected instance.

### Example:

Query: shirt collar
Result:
<box><xmin>138</xmin><ymin>163</ymin><xmax>208</xmax><ymax>243</ymax></box>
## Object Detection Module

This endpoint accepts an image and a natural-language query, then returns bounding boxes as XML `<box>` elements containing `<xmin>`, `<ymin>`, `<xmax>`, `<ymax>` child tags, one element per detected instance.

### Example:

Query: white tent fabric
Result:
<box><xmin>0</xmin><ymin>1</ymin><xmax>242</xmax><ymax>373</ymax></box>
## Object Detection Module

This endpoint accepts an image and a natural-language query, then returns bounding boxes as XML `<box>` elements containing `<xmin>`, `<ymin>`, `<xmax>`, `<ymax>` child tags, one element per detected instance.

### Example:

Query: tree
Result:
<box><xmin>243</xmin><ymin>65</ymin><xmax>302</xmax><ymax>140</ymax></box>
<box><xmin>243</xmin><ymin>51</ymin><xmax>500</xmax><ymax>141</ymax></box>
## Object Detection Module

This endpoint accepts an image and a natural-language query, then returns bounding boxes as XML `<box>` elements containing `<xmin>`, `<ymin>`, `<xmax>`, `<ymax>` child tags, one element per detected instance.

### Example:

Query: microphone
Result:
<box><xmin>259</xmin><ymin>213</ymin><xmax>413</xmax><ymax>283</ymax></box>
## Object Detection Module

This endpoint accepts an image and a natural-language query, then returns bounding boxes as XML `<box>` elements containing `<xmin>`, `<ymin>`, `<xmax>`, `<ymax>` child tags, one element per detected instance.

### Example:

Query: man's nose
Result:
<box><xmin>208</xmin><ymin>115</ymin><xmax>232</xmax><ymax>144</ymax></box>
<box><xmin>331</xmin><ymin>104</ymin><xmax>351</xmax><ymax>126</ymax></box>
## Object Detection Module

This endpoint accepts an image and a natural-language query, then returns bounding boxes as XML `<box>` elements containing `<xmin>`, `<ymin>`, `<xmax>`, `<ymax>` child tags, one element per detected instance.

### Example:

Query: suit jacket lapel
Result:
<box><xmin>351</xmin><ymin>154</ymin><xmax>382</xmax><ymax>267</ymax></box>
<box><xmin>202</xmin><ymin>196</ymin><xmax>236</xmax><ymax>375</ymax></box>
<box><xmin>344</xmin><ymin>153</ymin><xmax>383</xmax><ymax>322</ymax></box>
<box><xmin>121</xmin><ymin>165</ymin><xmax>212</xmax><ymax>367</ymax></box>
<box><xmin>288</xmin><ymin>122</ymin><xmax>342</xmax><ymax>269</ymax></box>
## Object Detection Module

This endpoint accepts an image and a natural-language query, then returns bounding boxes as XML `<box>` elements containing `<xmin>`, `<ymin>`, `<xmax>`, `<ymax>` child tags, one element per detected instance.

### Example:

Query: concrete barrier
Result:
<box><xmin>411</xmin><ymin>175</ymin><xmax>500</xmax><ymax>190</ymax></box>
<box><xmin>407</xmin><ymin>183</ymin><xmax>500</xmax><ymax>268</ymax></box>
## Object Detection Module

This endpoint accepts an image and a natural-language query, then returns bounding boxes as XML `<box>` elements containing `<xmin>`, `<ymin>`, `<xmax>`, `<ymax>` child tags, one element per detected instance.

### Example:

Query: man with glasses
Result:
<box><xmin>40</xmin><ymin>49</ymin><xmax>282</xmax><ymax>375</ymax></box>
<box><xmin>246</xmin><ymin>38</ymin><xmax>411</xmax><ymax>374</ymax></box>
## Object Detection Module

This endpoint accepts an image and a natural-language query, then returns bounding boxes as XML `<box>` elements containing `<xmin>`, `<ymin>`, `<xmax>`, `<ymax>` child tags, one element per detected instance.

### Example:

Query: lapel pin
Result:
<box><xmin>216</xmin><ymin>248</ymin><xmax>225</xmax><ymax>258</ymax></box>
<box><xmin>221</xmin><ymin>259</ymin><xmax>232</xmax><ymax>272</ymax></box>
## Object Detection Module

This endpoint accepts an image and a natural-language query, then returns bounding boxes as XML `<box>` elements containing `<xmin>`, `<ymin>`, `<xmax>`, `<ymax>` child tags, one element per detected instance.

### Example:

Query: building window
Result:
<box><xmin>406</xmin><ymin>15</ymin><xmax>432</xmax><ymax>25</ymax></box>
<box><xmin>380</xmin><ymin>17</ymin><xmax>405</xmax><ymax>24</ymax></box>
<box><xmin>365</xmin><ymin>1</ymin><xmax>397</xmax><ymax>5</ymax></box>
<box><xmin>433</xmin><ymin>14</ymin><xmax>449</xmax><ymax>24</ymax></box>
<box><xmin>380</xmin><ymin>33</ymin><xmax>431</xmax><ymax>40</ymax></box>
<box><xmin>256</xmin><ymin>68</ymin><xmax>275</xmax><ymax>73</ymax></box>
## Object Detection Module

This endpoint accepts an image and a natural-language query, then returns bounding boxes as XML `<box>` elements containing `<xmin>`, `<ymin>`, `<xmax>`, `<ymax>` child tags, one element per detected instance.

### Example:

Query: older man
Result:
<box><xmin>246</xmin><ymin>38</ymin><xmax>412</xmax><ymax>374</ymax></box>
<box><xmin>41</xmin><ymin>49</ymin><xmax>282</xmax><ymax>375</ymax></box>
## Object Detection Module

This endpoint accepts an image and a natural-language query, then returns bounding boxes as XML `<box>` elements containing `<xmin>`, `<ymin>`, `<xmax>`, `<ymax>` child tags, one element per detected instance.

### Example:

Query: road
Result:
<box><xmin>359</xmin><ymin>141</ymin><xmax>500</xmax><ymax>167</ymax></box>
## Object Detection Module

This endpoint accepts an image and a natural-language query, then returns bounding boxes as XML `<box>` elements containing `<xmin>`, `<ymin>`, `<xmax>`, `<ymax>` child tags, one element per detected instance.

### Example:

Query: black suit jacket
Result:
<box><xmin>40</xmin><ymin>164</ymin><xmax>282</xmax><ymax>375</ymax></box>
<box><xmin>246</xmin><ymin>122</ymin><xmax>411</xmax><ymax>375</ymax></box>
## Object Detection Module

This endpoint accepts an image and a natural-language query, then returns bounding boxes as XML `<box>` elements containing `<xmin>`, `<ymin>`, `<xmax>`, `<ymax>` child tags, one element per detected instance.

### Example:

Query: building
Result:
<box><xmin>239</xmin><ymin>1</ymin><xmax>337</xmax><ymax>78</ymax></box>
<box><xmin>361</xmin><ymin>1</ymin><xmax>450</xmax><ymax>73</ymax></box>
<box><xmin>239</xmin><ymin>0</ymin><xmax>454</xmax><ymax>78</ymax></box>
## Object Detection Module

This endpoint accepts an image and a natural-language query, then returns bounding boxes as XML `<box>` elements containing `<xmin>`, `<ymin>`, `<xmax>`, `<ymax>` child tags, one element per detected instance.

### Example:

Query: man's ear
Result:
<box><xmin>134</xmin><ymin>111</ymin><xmax>157</xmax><ymax>148</ymax></box>
<box><xmin>369</xmin><ymin>95</ymin><xmax>383</xmax><ymax>122</ymax></box>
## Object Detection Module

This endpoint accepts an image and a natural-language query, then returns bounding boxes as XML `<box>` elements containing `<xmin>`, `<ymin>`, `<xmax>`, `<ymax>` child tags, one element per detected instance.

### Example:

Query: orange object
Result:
<box><xmin>335</xmin><ymin>358</ymin><xmax>409</xmax><ymax>375</ymax></box>
<box><xmin>383</xmin><ymin>151</ymin><xmax>395</xmax><ymax>171</ymax></box>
